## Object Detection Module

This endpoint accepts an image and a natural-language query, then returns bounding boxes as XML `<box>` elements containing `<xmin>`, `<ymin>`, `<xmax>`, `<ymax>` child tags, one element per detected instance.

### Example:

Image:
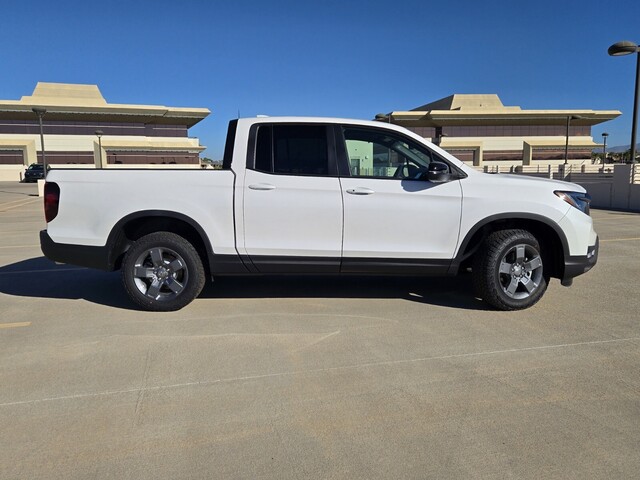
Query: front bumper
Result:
<box><xmin>561</xmin><ymin>236</ymin><xmax>599</xmax><ymax>286</ymax></box>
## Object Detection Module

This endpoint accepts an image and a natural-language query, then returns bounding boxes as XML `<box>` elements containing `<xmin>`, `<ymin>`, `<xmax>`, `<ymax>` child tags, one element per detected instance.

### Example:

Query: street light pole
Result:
<box><xmin>95</xmin><ymin>130</ymin><xmax>104</xmax><ymax>167</ymax></box>
<box><xmin>608</xmin><ymin>40</ymin><xmax>640</xmax><ymax>164</ymax></box>
<box><xmin>32</xmin><ymin>108</ymin><xmax>47</xmax><ymax>177</ymax></box>
<box><xmin>601</xmin><ymin>132</ymin><xmax>609</xmax><ymax>169</ymax></box>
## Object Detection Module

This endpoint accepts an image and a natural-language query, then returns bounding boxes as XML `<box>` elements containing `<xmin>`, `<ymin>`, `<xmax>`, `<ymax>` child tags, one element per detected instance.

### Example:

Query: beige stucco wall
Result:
<box><xmin>0</xmin><ymin>134</ymin><xmax>204</xmax><ymax>156</ymax></box>
<box><xmin>0</xmin><ymin>138</ymin><xmax>37</xmax><ymax>180</ymax></box>
<box><xmin>437</xmin><ymin>135</ymin><xmax>599</xmax><ymax>169</ymax></box>
<box><xmin>0</xmin><ymin>133</ymin><xmax>205</xmax><ymax>178</ymax></box>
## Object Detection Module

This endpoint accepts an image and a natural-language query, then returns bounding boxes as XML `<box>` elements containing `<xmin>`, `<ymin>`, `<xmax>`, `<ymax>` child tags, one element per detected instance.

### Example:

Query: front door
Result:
<box><xmin>338</xmin><ymin>126</ymin><xmax>463</xmax><ymax>272</ymax></box>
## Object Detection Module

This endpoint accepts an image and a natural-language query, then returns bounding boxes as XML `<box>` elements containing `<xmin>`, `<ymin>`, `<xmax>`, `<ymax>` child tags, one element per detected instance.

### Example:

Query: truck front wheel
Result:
<box><xmin>122</xmin><ymin>232</ymin><xmax>205</xmax><ymax>311</ymax></box>
<box><xmin>473</xmin><ymin>229</ymin><xmax>548</xmax><ymax>311</ymax></box>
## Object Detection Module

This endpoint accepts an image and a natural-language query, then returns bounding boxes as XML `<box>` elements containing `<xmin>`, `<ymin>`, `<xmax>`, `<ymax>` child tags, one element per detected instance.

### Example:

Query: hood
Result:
<box><xmin>482</xmin><ymin>173</ymin><xmax>585</xmax><ymax>193</ymax></box>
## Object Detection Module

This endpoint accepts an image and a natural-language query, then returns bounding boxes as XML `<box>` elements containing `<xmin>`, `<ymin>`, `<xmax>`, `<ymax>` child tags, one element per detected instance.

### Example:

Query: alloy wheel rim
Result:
<box><xmin>498</xmin><ymin>244</ymin><xmax>543</xmax><ymax>299</ymax></box>
<box><xmin>132</xmin><ymin>247</ymin><xmax>189</xmax><ymax>301</ymax></box>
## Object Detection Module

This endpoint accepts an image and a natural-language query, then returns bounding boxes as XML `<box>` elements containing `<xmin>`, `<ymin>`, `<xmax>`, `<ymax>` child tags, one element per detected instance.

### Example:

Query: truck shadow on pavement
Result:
<box><xmin>0</xmin><ymin>257</ymin><xmax>488</xmax><ymax>311</ymax></box>
<box><xmin>0</xmin><ymin>257</ymin><xmax>132</xmax><ymax>309</ymax></box>
<box><xmin>201</xmin><ymin>275</ymin><xmax>487</xmax><ymax>310</ymax></box>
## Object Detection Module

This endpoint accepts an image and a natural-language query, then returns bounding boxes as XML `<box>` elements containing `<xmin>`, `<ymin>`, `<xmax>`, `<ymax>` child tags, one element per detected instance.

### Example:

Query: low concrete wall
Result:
<box><xmin>482</xmin><ymin>164</ymin><xmax>639</xmax><ymax>212</ymax></box>
<box><xmin>581</xmin><ymin>165</ymin><xmax>639</xmax><ymax>212</ymax></box>
<box><xmin>583</xmin><ymin>182</ymin><xmax>613</xmax><ymax>209</ymax></box>
<box><xmin>630</xmin><ymin>184</ymin><xmax>640</xmax><ymax>210</ymax></box>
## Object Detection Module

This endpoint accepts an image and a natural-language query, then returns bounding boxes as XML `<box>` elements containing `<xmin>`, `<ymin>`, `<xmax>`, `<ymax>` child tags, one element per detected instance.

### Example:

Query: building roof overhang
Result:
<box><xmin>383</xmin><ymin>94</ymin><xmax>621</xmax><ymax>127</ymax></box>
<box><xmin>389</xmin><ymin>110</ymin><xmax>621</xmax><ymax>127</ymax></box>
<box><xmin>0</xmin><ymin>82</ymin><xmax>210</xmax><ymax>127</ymax></box>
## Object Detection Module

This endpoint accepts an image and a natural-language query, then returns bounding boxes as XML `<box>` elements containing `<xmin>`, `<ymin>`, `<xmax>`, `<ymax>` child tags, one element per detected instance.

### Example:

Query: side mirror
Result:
<box><xmin>427</xmin><ymin>161</ymin><xmax>451</xmax><ymax>183</ymax></box>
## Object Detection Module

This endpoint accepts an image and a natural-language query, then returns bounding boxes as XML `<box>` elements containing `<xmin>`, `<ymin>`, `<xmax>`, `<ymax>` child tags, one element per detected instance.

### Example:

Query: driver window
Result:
<box><xmin>343</xmin><ymin>127</ymin><xmax>434</xmax><ymax>179</ymax></box>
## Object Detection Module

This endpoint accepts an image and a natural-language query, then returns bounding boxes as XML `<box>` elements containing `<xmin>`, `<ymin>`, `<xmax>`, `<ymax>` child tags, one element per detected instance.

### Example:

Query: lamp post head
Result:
<box><xmin>95</xmin><ymin>130</ymin><xmax>104</xmax><ymax>138</ymax></box>
<box><xmin>608</xmin><ymin>40</ymin><xmax>639</xmax><ymax>56</ymax></box>
<box><xmin>32</xmin><ymin>108</ymin><xmax>46</xmax><ymax>117</ymax></box>
<box><xmin>602</xmin><ymin>132</ymin><xmax>609</xmax><ymax>138</ymax></box>
<box><xmin>608</xmin><ymin>40</ymin><xmax>640</xmax><ymax>165</ymax></box>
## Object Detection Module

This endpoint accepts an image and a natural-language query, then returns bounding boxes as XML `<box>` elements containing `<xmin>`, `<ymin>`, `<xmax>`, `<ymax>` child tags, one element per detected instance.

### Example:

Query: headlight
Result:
<box><xmin>555</xmin><ymin>191</ymin><xmax>591</xmax><ymax>215</ymax></box>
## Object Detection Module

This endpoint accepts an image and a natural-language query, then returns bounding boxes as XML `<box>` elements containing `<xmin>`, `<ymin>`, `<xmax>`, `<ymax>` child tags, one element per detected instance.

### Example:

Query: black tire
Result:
<box><xmin>121</xmin><ymin>232</ymin><xmax>205</xmax><ymax>311</ymax></box>
<box><xmin>472</xmin><ymin>229</ymin><xmax>548</xmax><ymax>311</ymax></box>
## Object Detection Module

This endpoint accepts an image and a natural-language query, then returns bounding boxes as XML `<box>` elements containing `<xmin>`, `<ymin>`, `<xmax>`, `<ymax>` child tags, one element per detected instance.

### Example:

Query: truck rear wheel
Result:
<box><xmin>122</xmin><ymin>232</ymin><xmax>205</xmax><ymax>311</ymax></box>
<box><xmin>473</xmin><ymin>229</ymin><xmax>548</xmax><ymax>311</ymax></box>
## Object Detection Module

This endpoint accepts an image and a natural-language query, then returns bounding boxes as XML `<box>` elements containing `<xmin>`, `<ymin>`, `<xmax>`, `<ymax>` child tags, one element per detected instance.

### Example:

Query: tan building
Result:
<box><xmin>383</xmin><ymin>94</ymin><xmax>620</xmax><ymax>170</ymax></box>
<box><xmin>0</xmin><ymin>82</ymin><xmax>210</xmax><ymax>181</ymax></box>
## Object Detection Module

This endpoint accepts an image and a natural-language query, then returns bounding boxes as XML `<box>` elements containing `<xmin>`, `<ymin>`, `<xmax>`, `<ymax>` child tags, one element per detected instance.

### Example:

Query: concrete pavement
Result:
<box><xmin>1</xmin><ymin>181</ymin><xmax>639</xmax><ymax>479</ymax></box>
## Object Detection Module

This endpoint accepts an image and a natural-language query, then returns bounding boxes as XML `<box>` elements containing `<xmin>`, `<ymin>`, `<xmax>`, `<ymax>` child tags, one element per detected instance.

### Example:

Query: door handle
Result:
<box><xmin>248</xmin><ymin>183</ymin><xmax>276</xmax><ymax>191</ymax></box>
<box><xmin>346</xmin><ymin>187</ymin><xmax>375</xmax><ymax>195</ymax></box>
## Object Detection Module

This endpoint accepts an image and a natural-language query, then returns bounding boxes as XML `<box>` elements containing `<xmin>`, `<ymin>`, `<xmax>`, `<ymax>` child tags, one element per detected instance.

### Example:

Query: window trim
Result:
<box><xmin>222</xmin><ymin>120</ymin><xmax>238</xmax><ymax>170</ymax></box>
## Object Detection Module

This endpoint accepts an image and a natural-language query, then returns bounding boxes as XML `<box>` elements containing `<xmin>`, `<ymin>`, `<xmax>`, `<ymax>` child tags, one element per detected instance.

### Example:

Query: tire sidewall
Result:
<box><xmin>122</xmin><ymin>232</ymin><xmax>205</xmax><ymax>311</ymax></box>
<box><xmin>475</xmin><ymin>229</ymin><xmax>548</xmax><ymax>311</ymax></box>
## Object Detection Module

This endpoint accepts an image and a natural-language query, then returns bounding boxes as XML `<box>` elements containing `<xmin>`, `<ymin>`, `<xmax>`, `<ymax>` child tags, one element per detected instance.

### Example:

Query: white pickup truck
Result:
<box><xmin>40</xmin><ymin>117</ymin><xmax>598</xmax><ymax>311</ymax></box>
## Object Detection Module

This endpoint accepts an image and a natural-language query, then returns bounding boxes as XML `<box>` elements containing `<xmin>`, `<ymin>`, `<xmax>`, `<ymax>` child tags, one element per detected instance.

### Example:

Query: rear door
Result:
<box><xmin>242</xmin><ymin>123</ymin><xmax>343</xmax><ymax>272</ymax></box>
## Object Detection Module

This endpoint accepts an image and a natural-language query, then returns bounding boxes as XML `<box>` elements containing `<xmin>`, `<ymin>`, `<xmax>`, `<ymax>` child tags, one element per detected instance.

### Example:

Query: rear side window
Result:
<box><xmin>254</xmin><ymin>125</ymin><xmax>328</xmax><ymax>176</ymax></box>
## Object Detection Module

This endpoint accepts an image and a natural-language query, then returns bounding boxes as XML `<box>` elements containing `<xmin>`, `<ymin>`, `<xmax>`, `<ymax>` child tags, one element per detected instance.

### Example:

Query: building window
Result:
<box><xmin>0</xmin><ymin>120</ymin><xmax>188</xmax><ymax>137</ymax></box>
<box><xmin>483</xmin><ymin>150</ymin><xmax>523</xmax><ymax>161</ymax></box>
<box><xmin>404</xmin><ymin>126</ymin><xmax>436</xmax><ymax>139</ymax></box>
<box><xmin>531</xmin><ymin>148</ymin><xmax>593</xmax><ymax>161</ymax></box>
<box><xmin>0</xmin><ymin>150</ymin><xmax>24</xmax><ymax>165</ymax></box>
<box><xmin>441</xmin><ymin>125</ymin><xmax>591</xmax><ymax>137</ymax></box>
<box><xmin>37</xmin><ymin>152</ymin><xmax>94</xmax><ymax>164</ymax></box>
<box><xmin>106</xmin><ymin>151</ymin><xmax>199</xmax><ymax>165</ymax></box>
<box><xmin>444</xmin><ymin>149</ymin><xmax>475</xmax><ymax>163</ymax></box>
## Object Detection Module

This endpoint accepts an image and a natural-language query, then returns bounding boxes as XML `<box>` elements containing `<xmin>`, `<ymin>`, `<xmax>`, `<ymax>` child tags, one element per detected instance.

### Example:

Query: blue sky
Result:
<box><xmin>1</xmin><ymin>0</ymin><xmax>639</xmax><ymax>158</ymax></box>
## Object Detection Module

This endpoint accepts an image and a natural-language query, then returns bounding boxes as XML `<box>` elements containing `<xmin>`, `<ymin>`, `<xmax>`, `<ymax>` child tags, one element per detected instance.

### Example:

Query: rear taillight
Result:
<box><xmin>44</xmin><ymin>182</ymin><xmax>60</xmax><ymax>223</ymax></box>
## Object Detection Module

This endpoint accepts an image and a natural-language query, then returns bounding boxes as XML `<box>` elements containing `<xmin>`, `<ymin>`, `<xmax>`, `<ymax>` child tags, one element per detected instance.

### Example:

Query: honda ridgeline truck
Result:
<box><xmin>40</xmin><ymin>117</ymin><xmax>598</xmax><ymax>311</ymax></box>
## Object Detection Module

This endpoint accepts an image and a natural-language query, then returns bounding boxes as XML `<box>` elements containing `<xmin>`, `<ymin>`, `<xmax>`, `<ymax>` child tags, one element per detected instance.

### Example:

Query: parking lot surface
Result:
<box><xmin>1</xmin><ymin>181</ymin><xmax>639</xmax><ymax>479</ymax></box>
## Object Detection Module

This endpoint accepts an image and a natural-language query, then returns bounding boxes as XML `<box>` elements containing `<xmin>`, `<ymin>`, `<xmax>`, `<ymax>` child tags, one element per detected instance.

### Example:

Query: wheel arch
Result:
<box><xmin>105</xmin><ymin>210</ymin><xmax>215</xmax><ymax>276</ymax></box>
<box><xmin>450</xmin><ymin>213</ymin><xmax>569</xmax><ymax>279</ymax></box>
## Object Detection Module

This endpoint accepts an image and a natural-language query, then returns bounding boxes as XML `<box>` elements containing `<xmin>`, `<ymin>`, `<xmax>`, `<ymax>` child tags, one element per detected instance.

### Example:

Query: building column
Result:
<box><xmin>522</xmin><ymin>142</ymin><xmax>532</xmax><ymax>166</ymax></box>
<box><xmin>474</xmin><ymin>145</ymin><xmax>483</xmax><ymax>167</ymax></box>
<box><xmin>93</xmin><ymin>141</ymin><xmax>106</xmax><ymax>168</ymax></box>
